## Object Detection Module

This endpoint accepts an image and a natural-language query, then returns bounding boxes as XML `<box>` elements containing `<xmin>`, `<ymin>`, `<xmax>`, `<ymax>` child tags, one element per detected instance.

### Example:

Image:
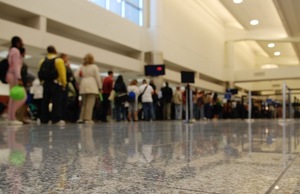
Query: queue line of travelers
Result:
<box><xmin>2</xmin><ymin>36</ymin><xmax>249</xmax><ymax>126</ymax></box>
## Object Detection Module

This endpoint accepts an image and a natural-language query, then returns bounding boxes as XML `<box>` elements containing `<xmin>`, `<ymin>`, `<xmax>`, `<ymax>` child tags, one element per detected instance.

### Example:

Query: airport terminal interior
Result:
<box><xmin>1</xmin><ymin>0</ymin><xmax>300</xmax><ymax>193</ymax></box>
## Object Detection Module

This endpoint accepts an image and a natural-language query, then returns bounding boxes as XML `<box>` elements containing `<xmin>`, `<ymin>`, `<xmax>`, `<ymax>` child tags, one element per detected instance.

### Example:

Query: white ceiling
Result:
<box><xmin>1</xmin><ymin>0</ymin><xmax>300</xmax><ymax>92</ymax></box>
<box><xmin>217</xmin><ymin>0</ymin><xmax>300</xmax><ymax>66</ymax></box>
<box><xmin>209</xmin><ymin>0</ymin><xmax>300</xmax><ymax>93</ymax></box>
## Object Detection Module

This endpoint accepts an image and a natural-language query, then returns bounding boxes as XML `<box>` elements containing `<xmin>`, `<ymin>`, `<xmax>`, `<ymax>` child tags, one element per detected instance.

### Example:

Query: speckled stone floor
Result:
<box><xmin>0</xmin><ymin>119</ymin><xmax>300</xmax><ymax>194</ymax></box>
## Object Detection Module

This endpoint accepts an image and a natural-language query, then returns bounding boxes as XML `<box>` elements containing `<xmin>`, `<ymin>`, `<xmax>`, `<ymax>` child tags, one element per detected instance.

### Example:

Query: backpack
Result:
<box><xmin>128</xmin><ymin>91</ymin><xmax>136</xmax><ymax>102</ymax></box>
<box><xmin>0</xmin><ymin>58</ymin><xmax>9</xmax><ymax>83</ymax></box>
<box><xmin>38</xmin><ymin>57</ymin><xmax>58</xmax><ymax>81</ymax></box>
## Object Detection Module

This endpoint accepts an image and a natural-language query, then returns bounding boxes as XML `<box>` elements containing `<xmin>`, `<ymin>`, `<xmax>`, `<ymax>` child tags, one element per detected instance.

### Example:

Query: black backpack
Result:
<box><xmin>38</xmin><ymin>57</ymin><xmax>58</xmax><ymax>81</ymax></box>
<box><xmin>0</xmin><ymin>58</ymin><xmax>9</xmax><ymax>83</ymax></box>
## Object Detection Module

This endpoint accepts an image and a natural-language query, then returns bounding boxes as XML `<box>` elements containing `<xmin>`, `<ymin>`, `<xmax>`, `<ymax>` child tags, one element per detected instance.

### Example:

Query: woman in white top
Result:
<box><xmin>127</xmin><ymin>79</ymin><xmax>139</xmax><ymax>121</ymax></box>
<box><xmin>139</xmin><ymin>79</ymin><xmax>155</xmax><ymax>121</ymax></box>
<box><xmin>75</xmin><ymin>53</ymin><xmax>102</xmax><ymax>124</ymax></box>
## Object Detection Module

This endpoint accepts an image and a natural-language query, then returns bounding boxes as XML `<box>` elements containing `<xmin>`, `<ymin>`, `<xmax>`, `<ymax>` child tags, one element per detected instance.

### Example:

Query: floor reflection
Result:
<box><xmin>0</xmin><ymin>119</ymin><xmax>300</xmax><ymax>193</ymax></box>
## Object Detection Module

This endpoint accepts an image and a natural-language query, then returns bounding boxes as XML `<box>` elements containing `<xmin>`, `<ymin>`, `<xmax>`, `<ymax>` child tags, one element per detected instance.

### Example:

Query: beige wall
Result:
<box><xmin>0</xmin><ymin>0</ymin><xmax>260</xmax><ymax>95</ymax></box>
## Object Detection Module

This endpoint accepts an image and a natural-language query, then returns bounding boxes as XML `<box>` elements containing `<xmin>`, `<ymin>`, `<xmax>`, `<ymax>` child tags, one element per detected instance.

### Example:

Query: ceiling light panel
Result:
<box><xmin>250</xmin><ymin>19</ymin><xmax>259</xmax><ymax>25</ymax></box>
<box><xmin>274</xmin><ymin>51</ymin><xmax>281</xmax><ymax>56</ymax></box>
<box><xmin>233</xmin><ymin>0</ymin><xmax>243</xmax><ymax>4</ymax></box>
<box><xmin>268</xmin><ymin>43</ymin><xmax>275</xmax><ymax>48</ymax></box>
<box><xmin>219</xmin><ymin>0</ymin><xmax>287</xmax><ymax>32</ymax></box>
<box><xmin>261</xmin><ymin>64</ymin><xmax>278</xmax><ymax>69</ymax></box>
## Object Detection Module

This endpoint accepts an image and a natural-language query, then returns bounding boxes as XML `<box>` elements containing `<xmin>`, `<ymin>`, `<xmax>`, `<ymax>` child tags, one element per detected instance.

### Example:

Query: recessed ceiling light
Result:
<box><xmin>274</xmin><ymin>51</ymin><xmax>281</xmax><ymax>56</ymax></box>
<box><xmin>268</xmin><ymin>43</ymin><xmax>275</xmax><ymax>48</ymax></box>
<box><xmin>261</xmin><ymin>64</ymin><xmax>278</xmax><ymax>69</ymax></box>
<box><xmin>233</xmin><ymin>0</ymin><xmax>243</xmax><ymax>3</ymax></box>
<box><xmin>250</xmin><ymin>20</ymin><xmax>259</xmax><ymax>25</ymax></box>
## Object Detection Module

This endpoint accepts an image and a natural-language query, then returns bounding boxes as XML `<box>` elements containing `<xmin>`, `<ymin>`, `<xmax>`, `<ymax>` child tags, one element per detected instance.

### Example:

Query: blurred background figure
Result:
<box><xmin>101</xmin><ymin>71</ymin><xmax>113</xmax><ymax>122</ymax></box>
<box><xmin>113</xmin><ymin>75</ymin><xmax>127</xmax><ymax>122</ymax></box>
<box><xmin>173</xmin><ymin>86</ymin><xmax>182</xmax><ymax>120</ymax></box>
<box><xmin>161</xmin><ymin>82</ymin><xmax>173</xmax><ymax>120</ymax></box>
<box><xmin>127</xmin><ymin>79</ymin><xmax>139</xmax><ymax>121</ymax></box>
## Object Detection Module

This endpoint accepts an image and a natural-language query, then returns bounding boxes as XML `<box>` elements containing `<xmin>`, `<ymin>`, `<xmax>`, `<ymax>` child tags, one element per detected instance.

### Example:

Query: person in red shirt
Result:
<box><xmin>101</xmin><ymin>71</ymin><xmax>113</xmax><ymax>122</ymax></box>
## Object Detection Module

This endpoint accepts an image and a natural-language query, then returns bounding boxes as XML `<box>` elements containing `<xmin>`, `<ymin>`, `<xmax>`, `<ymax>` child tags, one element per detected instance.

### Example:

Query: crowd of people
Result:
<box><xmin>1</xmin><ymin>36</ymin><xmax>252</xmax><ymax>126</ymax></box>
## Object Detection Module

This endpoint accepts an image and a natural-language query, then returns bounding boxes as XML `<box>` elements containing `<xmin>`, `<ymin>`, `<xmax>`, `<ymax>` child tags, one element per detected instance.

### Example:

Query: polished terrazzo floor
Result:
<box><xmin>0</xmin><ymin>119</ymin><xmax>300</xmax><ymax>194</ymax></box>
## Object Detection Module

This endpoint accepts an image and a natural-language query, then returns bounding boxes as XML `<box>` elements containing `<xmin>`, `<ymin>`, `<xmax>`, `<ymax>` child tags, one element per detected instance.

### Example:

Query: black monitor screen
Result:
<box><xmin>144</xmin><ymin>65</ymin><xmax>165</xmax><ymax>76</ymax></box>
<box><xmin>226</xmin><ymin>88</ymin><xmax>238</xmax><ymax>95</ymax></box>
<box><xmin>181</xmin><ymin>71</ymin><xmax>195</xmax><ymax>83</ymax></box>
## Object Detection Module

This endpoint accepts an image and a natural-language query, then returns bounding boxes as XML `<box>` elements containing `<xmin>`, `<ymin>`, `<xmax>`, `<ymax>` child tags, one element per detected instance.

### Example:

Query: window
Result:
<box><xmin>108</xmin><ymin>0</ymin><xmax>123</xmax><ymax>16</ymax></box>
<box><xmin>88</xmin><ymin>0</ymin><xmax>143</xmax><ymax>26</ymax></box>
<box><xmin>125</xmin><ymin>3</ymin><xmax>140</xmax><ymax>25</ymax></box>
<box><xmin>126</xmin><ymin>0</ymin><xmax>140</xmax><ymax>7</ymax></box>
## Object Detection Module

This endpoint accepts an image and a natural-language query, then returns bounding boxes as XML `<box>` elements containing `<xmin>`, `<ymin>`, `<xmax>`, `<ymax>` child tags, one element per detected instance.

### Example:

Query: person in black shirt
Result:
<box><xmin>113</xmin><ymin>75</ymin><xmax>127</xmax><ymax>121</ymax></box>
<box><xmin>161</xmin><ymin>82</ymin><xmax>173</xmax><ymax>120</ymax></box>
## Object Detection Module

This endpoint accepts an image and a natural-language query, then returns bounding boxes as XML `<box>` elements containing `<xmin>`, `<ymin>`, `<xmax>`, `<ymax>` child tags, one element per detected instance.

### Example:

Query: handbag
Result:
<box><xmin>108</xmin><ymin>90</ymin><xmax>115</xmax><ymax>101</ymax></box>
<box><xmin>115</xmin><ymin>92</ymin><xmax>128</xmax><ymax>104</ymax></box>
<box><xmin>138</xmin><ymin>85</ymin><xmax>148</xmax><ymax>103</ymax></box>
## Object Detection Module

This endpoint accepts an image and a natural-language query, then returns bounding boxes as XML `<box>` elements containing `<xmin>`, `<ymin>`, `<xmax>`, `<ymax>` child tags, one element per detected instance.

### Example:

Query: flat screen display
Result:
<box><xmin>181</xmin><ymin>71</ymin><xmax>195</xmax><ymax>83</ymax></box>
<box><xmin>144</xmin><ymin>65</ymin><xmax>165</xmax><ymax>76</ymax></box>
<box><xmin>226</xmin><ymin>88</ymin><xmax>238</xmax><ymax>95</ymax></box>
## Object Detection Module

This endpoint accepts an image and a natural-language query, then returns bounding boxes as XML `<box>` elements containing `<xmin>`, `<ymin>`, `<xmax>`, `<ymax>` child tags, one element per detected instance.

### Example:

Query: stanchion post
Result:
<box><xmin>248</xmin><ymin>91</ymin><xmax>252</xmax><ymax>120</ymax></box>
<box><xmin>283</xmin><ymin>82</ymin><xmax>286</xmax><ymax>120</ymax></box>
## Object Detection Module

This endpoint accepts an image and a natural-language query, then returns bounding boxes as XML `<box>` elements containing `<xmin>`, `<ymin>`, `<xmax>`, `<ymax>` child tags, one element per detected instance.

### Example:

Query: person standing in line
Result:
<box><xmin>113</xmin><ymin>75</ymin><xmax>127</xmax><ymax>121</ymax></box>
<box><xmin>193</xmin><ymin>89</ymin><xmax>200</xmax><ymax>120</ymax></box>
<box><xmin>5</xmin><ymin>36</ymin><xmax>27</xmax><ymax>125</ymax></box>
<box><xmin>16</xmin><ymin>47</ymin><xmax>30</xmax><ymax>124</ymax></box>
<box><xmin>149</xmin><ymin>79</ymin><xmax>158</xmax><ymax>117</ymax></box>
<box><xmin>139</xmin><ymin>79</ymin><xmax>155</xmax><ymax>121</ymax></box>
<box><xmin>161</xmin><ymin>82</ymin><xmax>173</xmax><ymax>120</ymax></box>
<box><xmin>101</xmin><ymin>71</ymin><xmax>113</xmax><ymax>122</ymax></box>
<box><xmin>60</xmin><ymin>53</ymin><xmax>79</xmax><ymax>122</ymax></box>
<box><xmin>39</xmin><ymin>45</ymin><xmax>66</xmax><ymax>125</ymax></box>
<box><xmin>30</xmin><ymin>78</ymin><xmax>43</xmax><ymax>124</ymax></box>
<box><xmin>75</xmin><ymin>53</ymin><xmax>102</xmax><ymax>124</ymax></box>
<box><xmin>127</xmin><ymin>79</ymin><xmax>139</xmax><ymax>121</ymax></box>
<box><xmin>173</xmin><ymin>86</ymin><xmax>182</xmax><ymax>120</ymax></box>
<box><xmin>197</xmin><ymin>91</ymin><xmax>205</xmax><ymax>119</ymax></box>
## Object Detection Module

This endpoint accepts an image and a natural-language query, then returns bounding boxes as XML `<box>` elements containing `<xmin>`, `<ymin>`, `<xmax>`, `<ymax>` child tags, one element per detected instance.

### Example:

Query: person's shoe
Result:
<box><xmin>77</xmin><ymin>120</ymin><xmax>84</xmax><ymax>124</ymax></box>
<box><xmin>84</xmin><ymin>120</ymin><xmax>94</xmax><ymax>124</ymax></box>
<box><xmin>9</xmin><ymin>120</ymin><xmax>23</xmax><ymax>125</ymax></box>
<box><xmin>55</xmin><ymin>120</ymin><xmax>65</xmax><ymax>125</ymax></box>
<box><xmin>22</xmin><ymin>119</ymin><xmax>31</xmax><ymax>124</ymax></box>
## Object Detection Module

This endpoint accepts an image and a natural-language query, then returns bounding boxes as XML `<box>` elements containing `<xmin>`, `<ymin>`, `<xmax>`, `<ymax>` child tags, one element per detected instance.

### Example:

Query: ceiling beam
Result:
<box><xmin>234</xmin><ymin>66</ymin><xmax>300</xmax><ymax>83</ymax></box>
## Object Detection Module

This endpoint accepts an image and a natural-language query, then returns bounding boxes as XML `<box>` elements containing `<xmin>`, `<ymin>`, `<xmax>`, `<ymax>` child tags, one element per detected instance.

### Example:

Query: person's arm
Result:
<box><xmin>9</xmin><ymin>48</ymin><xmax>22</xmax><ymax>79</ymax></box>
<box><xmin>55</xmin><ymin>58</ymin><xmax>67</xmax><ymax>88</ymax></box>
<box><xmin>94</xmin><ymin>65</ymin><xmax>102</xmax><ymax>91</ymax></box>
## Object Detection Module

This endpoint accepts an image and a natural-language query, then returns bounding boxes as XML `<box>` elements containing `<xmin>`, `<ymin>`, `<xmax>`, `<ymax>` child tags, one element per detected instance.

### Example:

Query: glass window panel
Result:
<box><xmin>125</xmin><ymin>3</ymin><xmax>140</xmax><ymax>25</ymax></box>
<box><xmin>109</xmin><ymin>0</ymin><xmax>122</xmax><ymax>16</ymax></box>
<box><xmin>88</xmin><ymin>0</ymin><xmax>106</xmax><ymax>8</ymax></box>
<box><xmin>126</xmin><ymin>0</ymin><xmax>141</xmax><ymax>8</ymax></box>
